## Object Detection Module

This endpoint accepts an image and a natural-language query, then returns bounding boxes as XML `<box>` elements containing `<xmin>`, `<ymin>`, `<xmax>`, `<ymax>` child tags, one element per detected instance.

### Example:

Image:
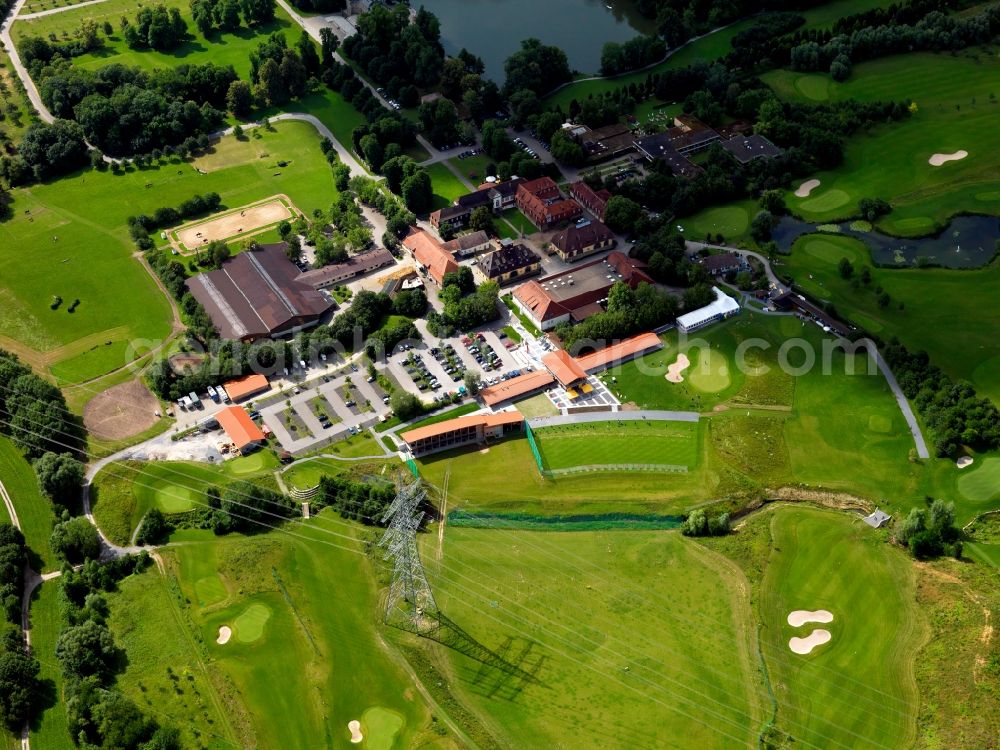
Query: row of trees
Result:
<box><xmin>680</xmin><ymin>509</ymin><xmax>731</xmax><ymax>536</ymax></box>
<box><xmin>556</xmin><ymin>281</ymin><xmax>683</xmax><ymax>348</ymax></box>
<box><xmin>599</xmin><ymin>35</ymin><xmax>666</xmax><ymax>77</ymax></box>
<box><xmin>191</xmin><ymin>0</ymin><xmax>277</xmax><ymax>37</ymax></box>
<box><xmin>123</xmin><ymin>5</ymin><xmax>188</xmax><ymax>51</ymax></box>
<box><xmin>342</xmin><ymin>4</ymin><xmax>444</xmax><ymax>91</ymax></box>
<box><xmin>316</xmin><ymin>475</ymin><xmax>396</xmax><ymax>525</ymax></box>
<box><xmin>894</xmin><ymin>499</ymin><xmax>961</xmax><ymax>558</ymax></box>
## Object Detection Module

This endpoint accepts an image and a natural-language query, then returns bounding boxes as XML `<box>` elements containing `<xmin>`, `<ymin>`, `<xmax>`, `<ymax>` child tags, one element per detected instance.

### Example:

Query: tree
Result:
<box><xmin>468</xmin><ymin>205</ymin><xmax>495</xmax><ymax>235</ymax></box>
<box><xmin>215</xmin><ymin>0</ymin><xmax>241</xmax><ymax>31</ymax></box>
<box><xmin>837</xmin><ymin>257</ymin><xmax>854</xmax><ymax>279</ymax></box>
<box><xmin>297</xmin><ymin>31</ymin><xmax>320</xmax><ymax>75</ymax></box>
<box><xmin>503</xmin><ymin>38</ymin><xmax>571</xmax><ymax>96</ymax></box>
<box><xmin>55</xmin><ymin>619</ymin><xmax>119</xmax><ymax>680</ymax></box>
<box><xmin>226</xmin><ymin>79</ymin><xmax>252</xmax><ymax>117</ymax></box>
<box><xmin>254</xmin><ymin>58</ymin><xmax>286</xmax><ymax>105</ymax></box>
<box><xmin>220</xmin><ymin>480</ymin><xmax>291</xmax><ymax>531</ymax></box>
<box><xmin>136</xmin><ymin>508</ymin><xmax>169</xmax><ymax>545</ymax></box>
<box><xmin>34</xmin><ymin>452</ymin><xmax>84</xmax><ymax>507</ymax></box>
<box><xmin>895</xmin><ymin>508</ymin><xmax>926</xmax><ymax>545</ymax></box>
<box><xmin>0</xmin><ymin>649</ymin><xmax>43</xmax><ymax>729</ymax></box>
<box><xmin>681</xmin><ymin>509</ymin><xmax>708</xmax><ymax>536</ymax></box>
<box><xmin>50</xmin><ymin>517</ymin><xmax>101</xmax><ymax>563</ymax></box>
<box><xmin>858</xmin><ymin>197</ymin><xmax>891</xmax><ymax>221</ymax></box>
<box><xmin>401</xmin><ymin>170</ymin><xmax>432</xmax><ymax>213</ymax></box>
<box><xmin>240</xmin><ymin>0</ymin><xmax>275</xmax><ymax>25</ymax></box>
<box><xmin>759</xmin><ymin>189</ymin><xmax>786</xmax><ymax>215</ymax></box>
<box><xmin>603</xmin><ymin>196</ymin><xmax>643</xmax><ymax>233</ymax></box>
<box><xmin>462</xmin><ymin>370</ymin><xmax>481</xmax><ymax>396</ymax></box>
<box><xmin>319</xmin><ymin>28</ymin><xmax>338</xmax><ymax>68</ymax></box>
<box><xmin>191</xmin><ymin>0</ymin><xmax>215</xmax><ymax>35</ymax></box>
<box><xmin>550</xmin><ymin>130</ymin><xmax>585</xmax><ymax>166</ymax></box>
<box><xmin>279</xmin><ymin>49</ymin><xmax>308</xmax><ymax>98</ymax></box>
<box><xmin>390</xmin><ymin>391</ymin><xmax>423</xmax><ymax>421</ymax></box>
<box><xmin>750</xmin><ymin>210</ymin><xmax>774</xmax><ymax>243</ymax></box>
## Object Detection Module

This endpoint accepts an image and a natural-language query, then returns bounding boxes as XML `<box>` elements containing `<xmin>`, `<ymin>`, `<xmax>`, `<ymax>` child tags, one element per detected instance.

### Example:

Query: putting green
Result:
<box><xmin>194</xmin><ymin>576</ymin><xmax>227</xmax><ymax>607</ymax></box>
<box><xmin>361</xmin><ymin>707</ymin><xmax>404</xmax><ymax>750</ymax></box>
<box><xmin>234</xmin><ymin>603</ymin><xmax>272</xmax><ymax>643</ymax></box>
<box><xmin>795</xmin><ymin>74</ymin><xmax>831</xmax><ymax>100</ymax></box>
<box><xmin>227</xmin><ymin>453</ymin><xmax>268</xmax><ymax>475</ymax></box>
<box><xmin>798</xmin><ymin>188</ymin><xmax>851</xmax><ymax>213</ymax></box>
<box><xmin>155</xmin><ymin>485</ymin><xmax>197</xmax><ymax>513</ymax></box>
<box><xmin>867</xmin><ymin>414</ymin><xmax>892</xmax><ymax>434</ymax></box>
<box><xmin>957</xmin><ymin>457</ymin><xmax>1000</xmax><ymax>503</ymax></box>
<box><xmin>687</xmin><ymin>348</ymin><xmax>731</xmax><ymax>393</ymax></box>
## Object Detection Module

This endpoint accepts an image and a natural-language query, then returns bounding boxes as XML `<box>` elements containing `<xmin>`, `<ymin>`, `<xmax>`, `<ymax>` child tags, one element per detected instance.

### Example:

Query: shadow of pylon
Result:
<box><xmin>411</xmin><ymin>609</ymin><xmax>545</xmax><ymax>688</ymax></box>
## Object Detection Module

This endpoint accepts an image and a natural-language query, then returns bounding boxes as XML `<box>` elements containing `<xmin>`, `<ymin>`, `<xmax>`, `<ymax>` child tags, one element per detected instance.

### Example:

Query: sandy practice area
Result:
<box><xmin>348</xmin><ymin>720</ymin><xmax>363</xmax><ymax>744</ymax></box>
<box><xmin>176</xmin><ymin>197</ymin><xmax>293</xmax><ymax>248</ymax></box>
<box><xmin>956</xmin><ymin>456</ymin><xmax>974</xmax><ymax>469</ymax></box>
<box><xmin>789</xmin><ymin>629</ymin><xmax>831</xmax><ymax>654</ymax></box>
<box><xmin>787</xmin><ymin>609</ymin><xmax>834</xmax><ymax>627</ymax></box>
<box><xmin>216</xmin><ymin>626</ymin><xmax>232</xmax><ymax>645</ymax></box>
<box><xmin>928</xmin><ymin>150</ymin><xmax>968</xmax><ymax>166</ymax></box>
<box><xmin>665</xmin><ymin>353</ymin><xmax>691</xmax><ymax>383</ymax></box>
<box><xmin>794</xmin><ymin>179</ymin><xmax>821</xmax><ymax>197</ymax></box>
<box><xmin>83</xmin><ymin>379</ymin><xmax>160</xmax><ymax>441</ymax></box>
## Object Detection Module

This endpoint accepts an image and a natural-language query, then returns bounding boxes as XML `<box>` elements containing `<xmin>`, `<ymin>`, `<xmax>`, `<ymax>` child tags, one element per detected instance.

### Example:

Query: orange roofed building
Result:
<box><xmin>402</xmin><ymin>229</ymin><xmax>459</xmax><ymax>285</ymax></box>
<box><xmin>574</xmin><ymin>332</ymin><xmax>663</xmax><ymax>373</ymax></box>
<box><xmin>542</xmin><ymin>349</ymin><xmax>588</xmax><ymax>389</ymax></box>
<box><xmin>480</xmin><ymin>369</ymin><xmax>556</xmax><ymax>407</ymax></box>
<box><xmin>400</xmin><ymin>411</ymin><xmax>524</xmax><ymax>456</ymax></box>
<box><xmin>222</xmin><ymin>373</ymin><xmax>270</xmax><ymax>403</ymax></box>
<box><xmin>216</xmin><ymin>406</ymin><xmax>266</xmax><ymax>455</ymax></box>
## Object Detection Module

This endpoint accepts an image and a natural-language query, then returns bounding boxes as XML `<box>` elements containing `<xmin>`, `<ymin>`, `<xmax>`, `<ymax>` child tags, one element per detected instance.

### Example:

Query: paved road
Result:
<box><xmin>2</xmin><ymin>0</ymin><xmax>54</xmax><ymax>123</ymax></box>
<box><xmin>527</xmin><ymin>410</ymin><xmax>700</xmax><ymax>429</ymax></box>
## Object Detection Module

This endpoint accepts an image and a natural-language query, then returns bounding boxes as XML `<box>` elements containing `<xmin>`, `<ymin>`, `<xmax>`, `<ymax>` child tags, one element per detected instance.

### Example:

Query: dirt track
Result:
<box><xmin>175</xmin><ymin>197</ymin><xmax>293</xmax><ymax>249</ymax></box>
<box><xmin>83</xmin><ymin>379</ymin><xmax>161</xmax><ymax>440</ymax></box>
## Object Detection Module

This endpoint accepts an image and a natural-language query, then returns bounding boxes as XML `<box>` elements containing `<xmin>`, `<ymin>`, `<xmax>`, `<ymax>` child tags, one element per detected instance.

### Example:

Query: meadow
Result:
<box><xmin>701</xmin><ymin>505</ymin><xmax>925</xmax><ymax>749</ymax></box>
<box><xmin>779</xmin><ymin>232</ymin><xmax>1000</xmax><ymax>405</ymax></box>
<box><xmin>25</xmin><ymin>580</ymin><xmax>70</xmax><ymax>750</ymax></box>
<box><xmin>0</xmin><ymin>120</ymin><xmax>335</xmax><ymax>385</ymax></box>
<box><xmin>427</xmin><ymin>162</ymin><xmax>471</xmax><ymax>211</ymax></box>
<box><xmin>0</xmin><ymin>437</ymin><xmax>55</xmax><ymax>571</ymax></box>
<box><xmin>421</xmin><ymin>526</ymin><xmax>767</xmax><ymax>749</ymax></box>
<box><xmin>766</xmin><ymin>50</ymin><xmax>1000</xmax><ymax>234</ymax></box>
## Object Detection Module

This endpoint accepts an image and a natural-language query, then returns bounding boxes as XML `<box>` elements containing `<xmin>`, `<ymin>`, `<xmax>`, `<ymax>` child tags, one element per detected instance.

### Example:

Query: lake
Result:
<box><xmin>772</xmin><ymin>214</ymin><xmax>1000</xmax><ymax>269</ymax></box>
<box><xmin>421</xmin><ymin>0</ymin><xmax>656</xmax><ymax>84</ymax></box>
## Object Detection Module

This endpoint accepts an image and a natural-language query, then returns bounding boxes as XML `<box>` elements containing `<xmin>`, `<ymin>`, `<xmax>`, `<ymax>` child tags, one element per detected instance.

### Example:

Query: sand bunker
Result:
<box><xmin>928</xmin><ymin>150</ymin><xmax>968</xmax><ymax>166</ymax></box>
<box><xmin>665</xmin><ymin>353</ymin><xmax>691</xmax><ymax>383</ymax></box>
<box><xmin>794</xmin><ymin>179</ymin><xmax>821</xmax><ymax>197</ymax></box>
<box><xmin>789</xmin><ymin>629</ymin><xmax>831</xmax><ymax>654</ymax></box>
<box><xmin>175</xmin><ymin>196</ymin><xmax>293</xmax><ymax>249</ymax></box>
<box><xmin>787</xmin><ymin>609</ymin><xmax>834</xmax><ymax>628</ymax></box>
<box><xmin>956</xmin><ymin>456</ymin><xmax>974</xmax><ymax>469</ymax></box>
<box><xmin>216</xmin><ymin>626</ymin><xmax>232</xmax><ymax>645</ymax></box>
<box><xmin>348</xmin><ymin>720</ymin><xmax>363</xmax><ymax>744</ymax></box>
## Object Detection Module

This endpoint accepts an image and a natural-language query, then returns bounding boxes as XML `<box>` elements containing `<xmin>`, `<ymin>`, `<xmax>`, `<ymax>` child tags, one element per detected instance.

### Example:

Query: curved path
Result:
<box><xmin>1</xmin><ymin>0</ymin><xmax>53</xmax><ymax>123</ymax></box>
<box><xmin>18</xmin><ymin>0</ymin><xmax>108</xmax><ymax>21</ymax></box>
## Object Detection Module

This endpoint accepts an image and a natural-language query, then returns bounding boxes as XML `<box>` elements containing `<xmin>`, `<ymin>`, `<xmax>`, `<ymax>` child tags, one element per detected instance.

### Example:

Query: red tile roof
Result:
<box><xmin>480</xmin><ymin>370</ymin><xmax>556</xmax><ymax>406</ymax></box>
<box><xmin>222</xmin><ymin>374</ymin><xmax>270</xmax><ymax>402</ymax></box>
<box><xmin>216</xmin><ymin>406</ymin><xmax>265</xmax><ymax>450</ymax></box>
<box><xmin>542</xmin><ymin>349</ymin><xmax>589</xmax><ymax>388</ymax></box>
<box><xmin>573</xmin><ymin>332</ymin><xmax>663</xmax><ymax>373</ymax></box>
<box><xmin>402</xmin><ymin>229</ymin><xmax>459</xmax><ymax>285</ymax></box>
<box><xmin>400</xmin><ymin>411</ymin><xmax>524</xmax><ymax>444</ymax></box>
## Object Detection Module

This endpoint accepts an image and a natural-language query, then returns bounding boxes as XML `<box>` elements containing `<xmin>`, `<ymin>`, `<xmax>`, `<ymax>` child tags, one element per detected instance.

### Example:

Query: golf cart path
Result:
<box><xmin>19</xmin><ymin>0</ymin><xmax>108</xmax><ymax>20</ymax></box>
<box><xmin>2</xmin><ymin>0</ymin><xmax>54</xmax><ymax>123</ymax></box>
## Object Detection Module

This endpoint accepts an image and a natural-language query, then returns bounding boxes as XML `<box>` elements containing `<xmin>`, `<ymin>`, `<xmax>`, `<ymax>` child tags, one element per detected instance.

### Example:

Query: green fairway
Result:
<box><xmin>534</xmin><ymin>419</ymin><xmax>701</xmax><ymax>470</ymax></box>
<box><xmin>422</xmin><ymin>526</ymin><xmax>766</xmax><ymax>749</ymax></box>
<box><xmin>166</xmin><ymin>519</ymin><xmax>434</xmax><ymax>749</ymax></box>
<box><xmin>767</xmin><ymin>51</ymin><xmax>1000</xmax><ymax>232</ymax></box>
<box><xmin>0</xmin><ymin>437</ymin><xmax>55</xmax><ymax>571</ymax></box>
<box><xmin>107</xmin><ymin>562</ymin><xmax>239</xmax><ymax>749</ymax></box>
<box><xmin>755</xmin><ymin>506</ymin><xmax>923</xmax><ymax>749</ymax></box>
<box><xmin>0</xmin><ymin>120</ymin><xmax>336</xmax><ymax>384</ymax></box>
<box><xmin>780</xmin><ymin>233</ymin><xmax>1000</xmax><ymax>403</ymax></box>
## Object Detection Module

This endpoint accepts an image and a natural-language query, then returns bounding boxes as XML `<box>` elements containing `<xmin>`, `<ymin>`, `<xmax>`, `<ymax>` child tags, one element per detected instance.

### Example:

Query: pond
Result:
<box><xmin>421</xmin><ymin>0</ymin><xmax>656</xmax><ymax>83</ymax></box>
<box><xmin>772</xmin><ymin>214</ymin><xmax>1000</xmax><ymax>269</ymax></box>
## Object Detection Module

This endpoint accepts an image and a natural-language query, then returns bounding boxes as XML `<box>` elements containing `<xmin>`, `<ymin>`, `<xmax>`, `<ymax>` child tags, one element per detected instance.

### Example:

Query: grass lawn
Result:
<box><xmin>502</xmin><ymin>294</ymin><xmax>541</xmax><ymax>336</ymax></box>
<box><xmin>752</xmin><ymin>506</ymin><xmax>923</xmax><ymax>749</ymax></box>
<box><xmin>427</xmin><ymin>163</ymin><xmax>471</xmax><ymax>211</ymax></box>
<box><xmin>765</xmin><ymin>50</ymin><xmax>1000</xmax><ymax>233</ymax></box>
<box><xmin>0</xmin><ymin>437</ymin><xmax>55</xmax><ymax>572</ymax></box>
<box><xmin>25</xmin><ymin>580</ymin><xmax>70</xmax><ymax>750</ymax></box>
<box><xmin>496</xmin><ymin>208</ymin><xmax>537</xmax><ymax>239</ymax></box>
<box><xmin>513</xmin><ymin>393</ymin><xmax>558</xmax><ymax>419</ymax></box>
<box><xmin>399</xmin><ymin>403</ymin><xmax>480</xmax><ymax>433</ymax></box>
<box><xmin>164</xmin><ymin>520</ymin><xmax>436</xmax><ymax>748</ymax></box>
<box><xmin>0</xmin><ymin>120</ymin><xmax>335</xmax><ymax>385</ymax></box>
<box><xmin>534</xmin><ymin>420</ymin><xmax>702</xmax><ymax>470</ymax></box>
<box><xmin>677</xmin><ymin>199</ymin><xmax>758</xmax><ymax>244</ymax></box>
<box><xmin>420</xmin><ymin>527</ymin><xmax>765</xmax><ymax>749</ymax></box>
<box><xmin>325</xmin><ymin>429</ymin><xmax>384</xmax><ymax>458</ymax></box>
<box><xmin>448</xmin><ymin>154</ymin><xmax>493</xmax><ymax>184</ymax></box>
<box><xmin>779</xmin><ymin>232</ymin><xmax>1000</xmax><ymax>404</ymax></box>
<box><xmin>12</xmin><ymin>0</ymin><xmax>302</xmax><ymax>82</ymax></box>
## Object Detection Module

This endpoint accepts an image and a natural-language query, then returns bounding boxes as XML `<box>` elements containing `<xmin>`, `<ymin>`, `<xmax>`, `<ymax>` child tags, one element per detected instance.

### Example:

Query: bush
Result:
<box><xmin>51</xmin><ymin>517</ymin><xmax>101</xmax><ymax>563</ymax></box>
